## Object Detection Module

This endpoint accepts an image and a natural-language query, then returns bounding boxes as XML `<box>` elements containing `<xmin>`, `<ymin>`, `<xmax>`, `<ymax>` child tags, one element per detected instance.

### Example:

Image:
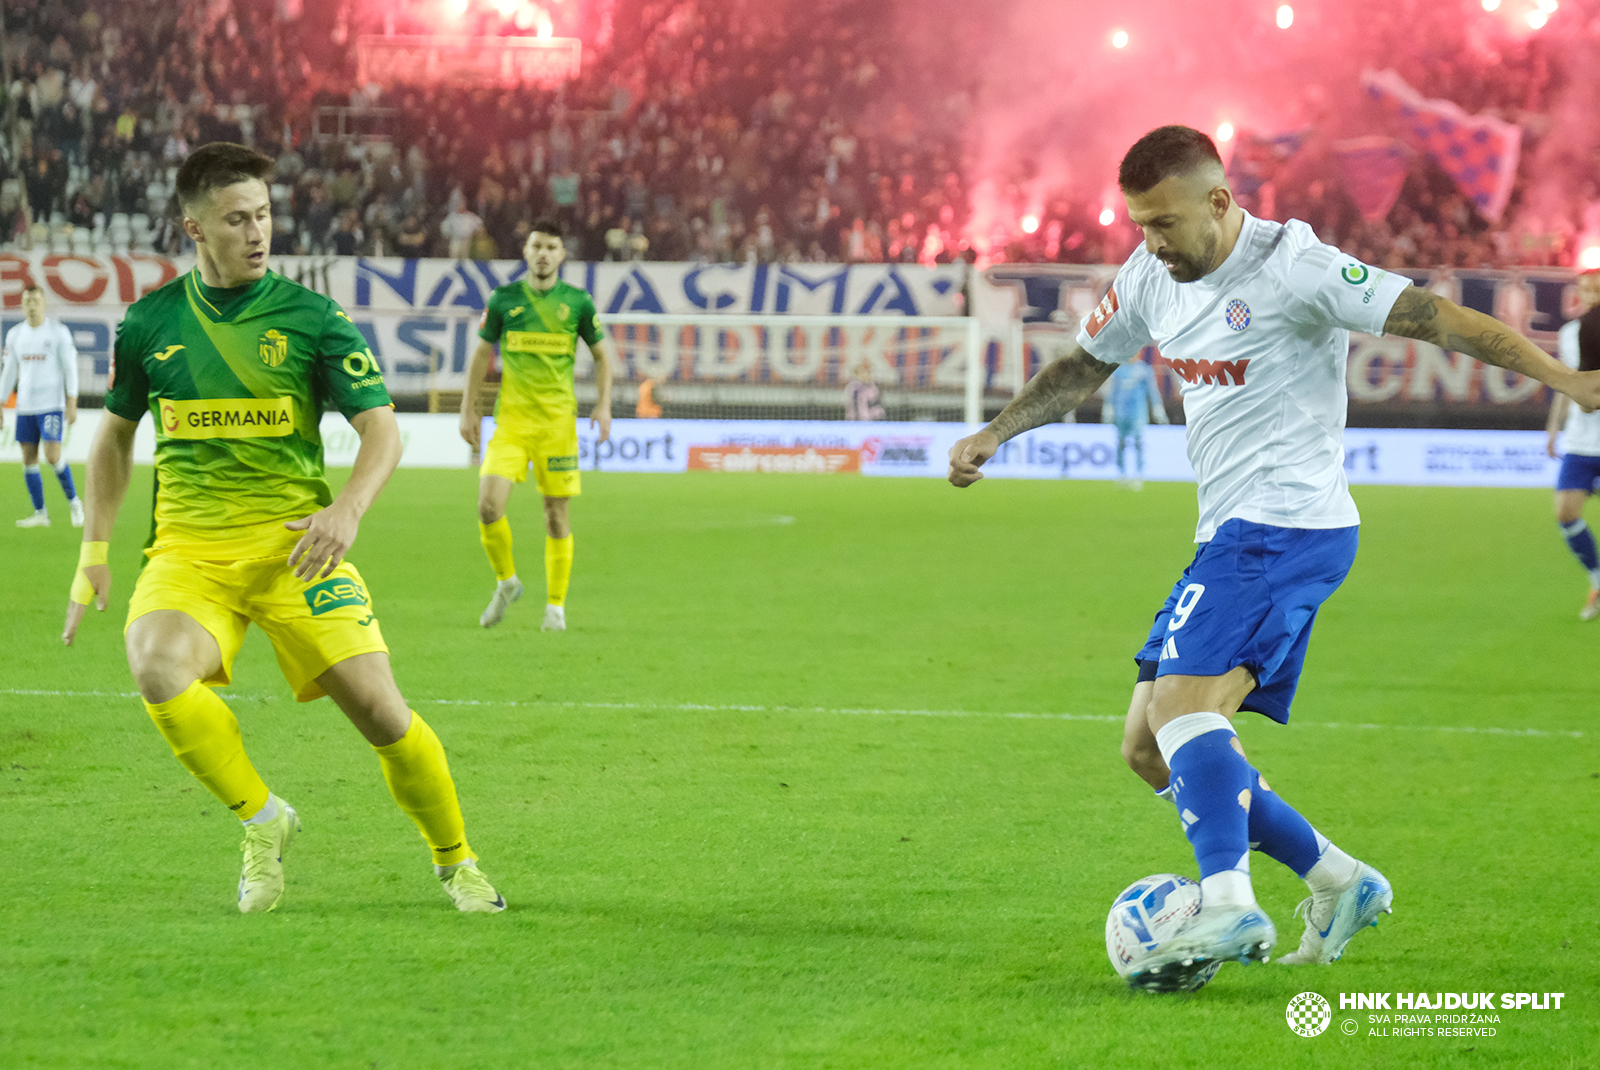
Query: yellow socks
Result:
<box><xmin>144</xmin><ymin>681</ymin><xmax>271</xmax><ymax>820</ymax></box>
<box><xmin>545</xmin><ymin>534</ymin><xmax>573</xmax><ymax>606</ymax></box>
<box><xmin>479</xmin><ymin>517</ymin><xmax>516</xmax><ymax>581</ymax></box>
<box><xmin>373</xmin><ymin>712</ymin><xmax>473</xmax><ymax>868</ymax></box>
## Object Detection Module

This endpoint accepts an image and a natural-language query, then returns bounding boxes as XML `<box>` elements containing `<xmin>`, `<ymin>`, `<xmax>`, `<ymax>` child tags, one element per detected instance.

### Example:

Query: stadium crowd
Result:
<box><xmin>0</xmin><ymin>0</ymin><xmax>1594</xmax><ymax>269</ymax></box>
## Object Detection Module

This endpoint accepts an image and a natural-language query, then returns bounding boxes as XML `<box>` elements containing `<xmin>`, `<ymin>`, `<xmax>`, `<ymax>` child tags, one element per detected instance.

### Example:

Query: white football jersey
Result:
<box><xmin>0</xmin><ymin>319</ymin><xmax>79</xmax><ymax>414</ymax></box>
<box><xmin>1556</xmin><ymin>315</ymin><xmax>1600</xmax><ymax>457</ymax></box>
<box><xmin>1076</xmin><ymin>212</ymin><xmax>1410</xmax><ymax>541</ymax></box>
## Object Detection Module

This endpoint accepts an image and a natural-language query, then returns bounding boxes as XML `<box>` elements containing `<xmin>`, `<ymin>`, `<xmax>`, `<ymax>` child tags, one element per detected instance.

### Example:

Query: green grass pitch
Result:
<box><xmin>1</xmin><ymin>464</ymin><xmax>1595</xmax><ymax>1069</ymax></box>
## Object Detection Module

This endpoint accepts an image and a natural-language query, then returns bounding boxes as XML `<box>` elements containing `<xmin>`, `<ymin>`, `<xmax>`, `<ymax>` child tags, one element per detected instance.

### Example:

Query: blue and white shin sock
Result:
<box><xmin>23</xmin><ymin>465</ymin><xmax>45</xmax><ymax>511</ymax></box>
<box><xmin>1560</xmin><ymin>519</ymin><xmax>1600</xmax><ymax>588</ymax></box>
<box><xmin>1156</xmin><ymin>712</ymin><xmax>1257</xmax><ymax>909</ymax></box>
<box><xmin>52</xmin><ymin>460</ymin><xmax>76</xmax><ymax>501</ymax></box>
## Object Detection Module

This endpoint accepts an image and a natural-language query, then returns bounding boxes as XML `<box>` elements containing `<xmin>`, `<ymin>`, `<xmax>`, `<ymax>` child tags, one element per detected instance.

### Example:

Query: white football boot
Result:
<box><xmin>479</xmin><ymin>577</ymin><xmax>523</xmax><ymax>628</ymax></box>
<box><xmin>1129</xmin><ymin>905</ymin><xmax>1276</xmax><ymax>992</ymax></box>
<box><xmin>1580</xmin><ymin>589</ymin><xmax>1599</xmax><ymax>622</ymax></box>
<box><xmin>542</xmin><ymin>604</ymin><xmax>566</xmax><ymax>631</ymax></box>
<box><xmin>69</xmin><ymin>497</ymin><xmax>84</xmax><ymax>528</ymax></box>
<box><xmin>1278</xmin><ymin>862</ymin><xmax>1393</xmax><ymax>964</ymax></box>
<box><xmin>16</xmin><ymin>509</ymin><xmax>49</xmax><ymax>527</ymax></box>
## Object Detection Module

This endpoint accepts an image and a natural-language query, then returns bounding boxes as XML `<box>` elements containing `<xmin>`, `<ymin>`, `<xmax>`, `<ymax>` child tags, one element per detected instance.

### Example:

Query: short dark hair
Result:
<box><xmin>21</xmin><ymin>283</ymin><xmax>42</xmax><ymax>295</ymax></box>
<box><xmin>176</xmin><ymin>142</ymin><xmax>274</xmax><ymax>211</ymax></box>
<box><xmin>1118</xmin><ymin>125</ymin><xmax>1225</xmax><ymax>194</ymax></box>
<box><xmin>530</xmin><ymin>217</ymin><xmax>565</xmax><ymax>239</ymax></box>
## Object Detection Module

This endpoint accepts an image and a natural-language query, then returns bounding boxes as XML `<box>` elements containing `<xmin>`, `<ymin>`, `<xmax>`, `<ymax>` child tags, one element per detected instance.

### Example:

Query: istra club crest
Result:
<box><xmin>259</xmin><ymin>329</ymin><xmax>289</xmax><ymax>367</ymax></box>
<box><xmin>557</xmin><ymin>303</ymin><xmax>571</xmax><ymax>323</ymax></box>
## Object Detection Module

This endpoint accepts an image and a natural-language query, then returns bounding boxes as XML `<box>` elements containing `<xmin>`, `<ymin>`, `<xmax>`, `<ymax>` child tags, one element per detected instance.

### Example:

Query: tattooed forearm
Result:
<box><xmin>1440</xmin><ymin>326</ymin><xmax>1535</xmax><ymax>374</ymax></box>
<box><xmin>987</xmin><ymin>345</ymin><xmax>1118</xmax><ymax>443</ymax></box>
<box><xmin>1384</xmin><ymin>286</ymin><xmax>1558</xmax><ymax>380</ymax></box>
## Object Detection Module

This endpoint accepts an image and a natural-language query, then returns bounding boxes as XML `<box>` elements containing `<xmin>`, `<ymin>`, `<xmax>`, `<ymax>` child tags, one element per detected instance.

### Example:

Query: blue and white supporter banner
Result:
<box><xmin>0</xmin><ymin>252</ymin><xmax>967</xmax><ymax>397</ymax></box>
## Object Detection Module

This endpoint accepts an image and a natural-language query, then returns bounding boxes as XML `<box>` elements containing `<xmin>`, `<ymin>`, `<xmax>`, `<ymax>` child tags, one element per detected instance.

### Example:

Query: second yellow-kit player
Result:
<box><xmin>460</xmin><ymin>218</ymin><xmax>614</xmax><ymax>631</ymax></box>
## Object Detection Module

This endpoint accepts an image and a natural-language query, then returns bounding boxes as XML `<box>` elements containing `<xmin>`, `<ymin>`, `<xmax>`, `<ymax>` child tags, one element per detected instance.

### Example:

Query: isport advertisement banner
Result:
<box><xmin>4</xmin><ymin>411</ymin><xmax>1564</xmax><ymax>489</ymax></box>
<box><xmin>498</xmin><ymin>418</ymin><xmax>1565</xmax><ymax>490</ymax></box>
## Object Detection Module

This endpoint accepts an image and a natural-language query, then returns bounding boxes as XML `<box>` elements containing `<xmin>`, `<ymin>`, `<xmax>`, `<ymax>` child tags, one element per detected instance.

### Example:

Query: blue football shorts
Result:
<box><xmin>1133</xmin><ymin>519</ymin><xmax>1359</xmax><ymax>724</ymax></box>
<box><xmin>1556</xmin><ymin>452</ymin><xmax>1600</xmax><ymax>494</ymax></box>
<box><xmin>13</xmin><ymin>411</ymin><xmax>64</xmax><ymax>444</ymax></box>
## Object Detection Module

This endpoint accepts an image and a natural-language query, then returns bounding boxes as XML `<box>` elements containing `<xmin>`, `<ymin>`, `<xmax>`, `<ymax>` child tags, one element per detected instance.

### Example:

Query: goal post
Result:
<box><xmin>567</xmin><ymin>313</ymin><xmax>984</xmax><ymax>424</ymax></box>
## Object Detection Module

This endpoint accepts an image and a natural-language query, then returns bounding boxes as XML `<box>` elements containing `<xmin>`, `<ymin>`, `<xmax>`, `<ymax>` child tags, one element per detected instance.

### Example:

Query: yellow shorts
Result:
<box><xmin>126</xmin><ymin>550</ymin><xmax>389</xmax><ymax>702</ymax></box>
<box><xmin>481</xmin><ymin>420</ymin><xmax>582</xmax><ymax>496</ymax></box>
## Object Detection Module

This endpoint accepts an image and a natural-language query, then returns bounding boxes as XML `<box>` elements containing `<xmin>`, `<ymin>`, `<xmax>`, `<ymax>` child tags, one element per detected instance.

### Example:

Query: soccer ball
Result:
<box><xmin>1105</xmin><ymin>873</ymin><xmax>1220</xmax><ymax>990</ymax></box>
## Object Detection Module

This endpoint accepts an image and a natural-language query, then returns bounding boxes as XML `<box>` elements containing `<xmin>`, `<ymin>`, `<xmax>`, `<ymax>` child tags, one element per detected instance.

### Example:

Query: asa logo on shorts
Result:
<box><xmin>547</xmin><ymin>455</ymin><xmax>579</xmax><ymax>472</ymax></box>
<box><xmin>303</xmin><ymin>577</ymin><xmax>369</xmax><ymax>616</ymax></box>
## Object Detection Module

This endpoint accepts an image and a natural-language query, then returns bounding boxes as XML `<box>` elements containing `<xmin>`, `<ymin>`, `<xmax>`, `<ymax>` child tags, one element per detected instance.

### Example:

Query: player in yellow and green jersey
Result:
<box><xmin>460</xmin><ymin>217</ymin><xmax>613</xmax><ymax>631</ymax></box>
<box><xmin>62</xmin><ymin>143</ymin><xmax>505</xmax><ymax>914</ymax></box>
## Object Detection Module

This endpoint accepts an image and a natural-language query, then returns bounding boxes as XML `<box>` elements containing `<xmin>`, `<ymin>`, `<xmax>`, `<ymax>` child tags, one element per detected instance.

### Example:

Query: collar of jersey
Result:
<box><xmin>188</xmin><ymin>269</ymin><xmax>274</xmax><ymax>323</ymax></box>
<box><xmin>1192</xmin><ymin>211</ymin><xmax>1258</xmax><ymax>293</ymax></box>
<box><xmin>520</xmin><ymin>278</ymin><xmax>561</xmax><ymax>304</ymax></box>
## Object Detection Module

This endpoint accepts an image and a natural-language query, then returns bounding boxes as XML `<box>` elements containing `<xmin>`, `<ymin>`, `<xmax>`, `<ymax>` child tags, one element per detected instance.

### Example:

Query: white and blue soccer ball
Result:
<box><xmin>1105</xmin><ymin>873</ymin><xmax>1216</xmax><ymax>986</ymax></box>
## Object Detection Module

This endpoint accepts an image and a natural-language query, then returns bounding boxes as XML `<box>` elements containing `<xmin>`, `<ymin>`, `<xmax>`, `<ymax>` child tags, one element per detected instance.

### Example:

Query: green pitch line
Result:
<box><xmin>2</xmin><ymin>467</ymin><xmax>1596</xmax><ymax>1069</ymax></box>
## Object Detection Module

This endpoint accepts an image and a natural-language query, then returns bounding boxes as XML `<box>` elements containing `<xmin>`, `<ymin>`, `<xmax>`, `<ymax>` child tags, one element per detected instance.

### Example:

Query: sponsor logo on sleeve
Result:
<box><xmin>1085</xmin><ymin>285</ymin><xmax>1119</xmax><ymax>339</ymax></box>
<box><xmin>302</xmin><ymin>577</ymin><xmax>370</xmax><ymax>616</ymax></box>
<box><xmin>1341</xmin><ymin>263</ymin><xmax>1371</xmax><ymax>285</ymax></box>
<box><xmin>158</xmin><ymin>396</ymin><xmax>295</xmax><ymax>439</ymax></box>
<box><xmin>152</xmin><ymin>344</ymin><xmax>185</xmax><ymax>361</ymax></box>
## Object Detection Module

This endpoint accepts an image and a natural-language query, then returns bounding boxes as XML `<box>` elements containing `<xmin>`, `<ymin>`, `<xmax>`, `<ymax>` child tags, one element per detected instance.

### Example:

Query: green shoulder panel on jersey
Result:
<box><xmin>105</xmin><ymin>269</ymin><xmax>394</xmax><ymax>550</ymax></box>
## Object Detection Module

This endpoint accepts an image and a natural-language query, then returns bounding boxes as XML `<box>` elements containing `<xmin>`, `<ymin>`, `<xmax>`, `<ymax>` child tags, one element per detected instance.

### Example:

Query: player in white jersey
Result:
<box><xmin>1544</xmin><ymin>270</ymin><xmax>1600</xmax><ymax>620</ymax></box>
<box><xmin>0</xmin><ymin>285</ymin><xmax>82</xmax><ymax>527</ymax></box>
<box><xmin>948</xmin><ymin>126</ymin><xmax>1600</xmax><ymax>992</ymax></box>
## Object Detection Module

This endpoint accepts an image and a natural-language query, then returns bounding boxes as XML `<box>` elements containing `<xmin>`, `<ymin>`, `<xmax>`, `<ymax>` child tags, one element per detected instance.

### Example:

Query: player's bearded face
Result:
<box><xmin>190</xmin><ymin>180</ymin><xmax>272</xmax><ymax>288</ymax></box>
<box><xmin>1125</xmin><ymin>174</ymin><xmax>1228</xmax><ymax>284</ymax></box>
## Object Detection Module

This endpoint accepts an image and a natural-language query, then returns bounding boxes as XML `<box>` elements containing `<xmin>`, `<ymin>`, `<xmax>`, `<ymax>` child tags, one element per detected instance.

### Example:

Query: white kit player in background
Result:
<box><xmin>1544</xmin><ymin>269</ymin><xmax>1600</xmax><ymax>620</ymax></box>
<box><xmin>1</xmin><ymin>284</ymin><xmax>82</xmax><ymax>527</ymax></box>
<box><xmin>948</xmin><ymin>125</ymin><xmax>1600</xmax><ymax>993</ymax></box>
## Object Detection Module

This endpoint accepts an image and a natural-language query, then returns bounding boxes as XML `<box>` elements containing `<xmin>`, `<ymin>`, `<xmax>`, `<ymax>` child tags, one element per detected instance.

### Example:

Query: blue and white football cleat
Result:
<box><xmin>1277</xmin><ymin>863</ymin><xmax>1393</xmax><ymax>965</ymax></box>
<box><xmin>1128</xmin><ymin>905</ymin><xmax>1276</xmax><ymax>992</ymax></box>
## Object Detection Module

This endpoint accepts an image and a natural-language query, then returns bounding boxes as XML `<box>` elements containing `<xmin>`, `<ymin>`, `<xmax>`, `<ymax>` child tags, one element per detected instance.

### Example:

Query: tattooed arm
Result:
<box><xmin>948</xmin><ymin>344</ymin><xmax>1118</xmax><ymax>487</ymax></box>
<box><xmin>1384</xmin><ymin>287</ymin><xmax>1600</xmax><ymax>410</ymax></box>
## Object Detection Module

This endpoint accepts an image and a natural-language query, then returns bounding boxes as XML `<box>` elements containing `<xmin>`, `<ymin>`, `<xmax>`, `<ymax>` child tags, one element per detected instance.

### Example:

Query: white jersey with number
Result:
<box><xmin>0</xmin><ymin>319</ymin><xmax>79</xmax><ymax>414</ymax></box>
<box><xmin>1076</xmin><ymin>212</ymin><xmax>1410</xmax><ymax>541</ymax></box>
<box><xmin>1557</xmin><ymin>316</ymin><xmax>1600</xmax><ymax>457</ymax></box>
